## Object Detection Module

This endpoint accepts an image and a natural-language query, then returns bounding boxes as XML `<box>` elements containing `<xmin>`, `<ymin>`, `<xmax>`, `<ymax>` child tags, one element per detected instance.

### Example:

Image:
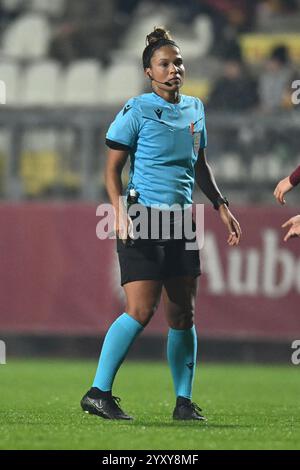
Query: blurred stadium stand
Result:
<box><xmin>61</xmin><ymin>59</ymin><xmax>103</xmax><ymax>105</ymax></box>
<box><xmin>2</xmin><ymin>11</ymin><xmax>51</xmax><ymax>59</ymax></box>
<box><xmin>0</xmin><ymin>0</ymin><xmax>299</xmax><ymax>202</ymax></box>
<box><xmin>0</xmin><ymin>0</ymin><xmax>300</xmax><ymax>362</ymax></box>
<box><xmin>21</xmin><ymin>60</ymin><xmax>62</xmax><ymax>105</ymax></box>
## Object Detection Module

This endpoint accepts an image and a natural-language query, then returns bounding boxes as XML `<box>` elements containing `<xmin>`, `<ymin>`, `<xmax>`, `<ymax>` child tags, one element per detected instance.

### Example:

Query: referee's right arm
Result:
<box><xmin>105</xmin><ymin>148</ymin><xmax>130</xmax><ymax>240</ymax></box>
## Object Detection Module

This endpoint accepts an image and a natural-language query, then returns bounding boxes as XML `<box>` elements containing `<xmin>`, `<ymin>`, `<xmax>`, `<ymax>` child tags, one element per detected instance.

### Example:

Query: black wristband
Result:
<box><xmin>214</xmin><ymin>196</ymin><xmax>229</xmax><ymax>210</ymax></box>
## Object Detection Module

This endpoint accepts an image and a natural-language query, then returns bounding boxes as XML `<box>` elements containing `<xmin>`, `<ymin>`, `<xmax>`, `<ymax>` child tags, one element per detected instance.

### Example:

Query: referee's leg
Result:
<box><xmin>163</xmin><ymin>276</ymin><xmax>199</xmax><ymax>402</ymax></box>
<box><xmin>124</xmin><ymin>279</ymin><xmax>163</xmax><ymax>326</ymax></box>
<box><xmin>81</xmin><ymin>280</ymin><xmax>162</xmax><ymax>419</ymax></box>
<box><xmin>91</xmin><ymin>280</ymin><xmax>162</xmax><ymax>392</ymax></box>
<box><xmin>163</xmin><ymin>276</ymin><xmax>198</xmax><ymax>329</ymax></box>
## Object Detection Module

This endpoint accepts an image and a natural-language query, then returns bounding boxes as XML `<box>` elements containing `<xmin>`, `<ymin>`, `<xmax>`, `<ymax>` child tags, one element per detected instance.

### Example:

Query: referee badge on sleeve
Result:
<box><xmin>193</xmin><ymin>132</ymin><xmax>201</xmax><ymax>154</ymax></box>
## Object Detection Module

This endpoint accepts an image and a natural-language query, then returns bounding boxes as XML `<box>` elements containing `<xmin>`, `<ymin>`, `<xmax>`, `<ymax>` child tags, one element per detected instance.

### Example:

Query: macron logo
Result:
<box><xmin>123</xmin><ymin>104</ymin><xmax>131</xmax><ymax>115</ymax></box>
<box><xmin>154</xmin><ymin>108</ymin><xmax>163</xmax><ymax>119</ymax></box>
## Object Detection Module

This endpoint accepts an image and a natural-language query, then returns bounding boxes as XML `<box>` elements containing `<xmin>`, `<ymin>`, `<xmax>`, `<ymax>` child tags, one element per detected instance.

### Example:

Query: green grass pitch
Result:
<box><xmin>0</xmin><ymin>360</ymin><xmax>299</xmax><ymax>450</ymax></box>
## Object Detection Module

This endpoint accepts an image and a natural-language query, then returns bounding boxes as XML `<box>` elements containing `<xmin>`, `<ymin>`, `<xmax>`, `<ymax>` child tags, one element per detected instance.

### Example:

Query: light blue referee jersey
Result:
<box><xmin>106</xmin><ymin>92</ymin><xmax>207</xmax><ymax>208</ymax></box>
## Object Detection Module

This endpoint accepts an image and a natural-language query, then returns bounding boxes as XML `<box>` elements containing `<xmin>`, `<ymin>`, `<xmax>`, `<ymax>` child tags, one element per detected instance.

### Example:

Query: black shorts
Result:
<box><xmin>116</xmin><ymin>206</ymin><xmax>201</xmax><ymax>286</ymax></box>
<box><xmin>116</xmin><ymin>238</ymin><xmax>201</xmax><ymax>286</ymax></box>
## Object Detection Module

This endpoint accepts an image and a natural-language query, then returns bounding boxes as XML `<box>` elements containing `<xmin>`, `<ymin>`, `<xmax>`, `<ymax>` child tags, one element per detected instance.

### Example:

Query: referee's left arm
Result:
<box><xmin>194</xmin><ymin>148</ymin><xmax>224</xmax><ymax>209</ymax></box>
<box><xmin>195</xmin><ymin>148</ymin><xmax>242</xmax><ymax>246</ymax></box>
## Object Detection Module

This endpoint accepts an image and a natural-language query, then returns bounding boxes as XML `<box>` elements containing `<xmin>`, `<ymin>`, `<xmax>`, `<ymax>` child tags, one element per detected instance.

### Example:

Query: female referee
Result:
<box><xmin>81</xmin><ymin>27</ymin><xmax>242</xmax><ymax>420</ymax></box>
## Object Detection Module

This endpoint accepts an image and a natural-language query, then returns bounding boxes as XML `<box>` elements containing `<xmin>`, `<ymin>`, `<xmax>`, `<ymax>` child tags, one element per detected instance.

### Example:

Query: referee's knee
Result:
<box><xmin>126</xmin><ymin>304</ymin><xmax>158</xmax><ymax>327</ymax></box>
<box><xmin>168</xmin><ymin>311</ymin><xmax>194</xmax><ymax>330</ymax></box>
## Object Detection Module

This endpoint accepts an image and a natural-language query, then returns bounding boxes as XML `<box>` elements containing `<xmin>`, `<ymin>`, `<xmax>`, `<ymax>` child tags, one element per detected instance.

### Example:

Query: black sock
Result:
<box><xmin>176</xmin><ymin>396</ymin><xmax>191</xmax><ymax>406</ymax></box>
<box><xmin>88</xmin><ymin>387</ymin><xmax>112</xmax><ymax>399</ymax></box>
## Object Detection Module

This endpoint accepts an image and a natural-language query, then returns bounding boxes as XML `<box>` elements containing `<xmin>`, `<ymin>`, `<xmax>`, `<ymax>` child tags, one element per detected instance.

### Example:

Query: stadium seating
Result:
<box><xmin>193</xmin><ymin>15</ymin><xmax>213</xmax><ymax>58</ymax></box>
<box><xmin>182</xmin><ymin>79</ymin><xmax>211</xmax><ymax>102</ymax></box>
<box><xmin>61</xmin><ymin>60</ymin><xmax>103</xmax><ymax>105</ymax></box>
<box><xmin>0</xmin><ymin>0</ymin><xmax>298</xmax><ymax>204</ymax></box>
<box><xmin>1</xmin><ymin>0</ymin><xmax>23</xmax><ymax>11</ymax></box>
<box><xmin>0</xmin><ymin>60</ymin><xmax>20</xmax><ymax>105</ymax></box>
<box><xmin>23</xmin><ymin>129</ymin><xmax>59</xmax><ymax>153</ymax></box>
<box><xmin>117</xmin><ymin>12</ymin><xmax>170</xmax><ymax>60</ymax></box>
<box><xmin>28</xmin><ymin>0</ymin><xmax>66</xmax><ymax>18</ymax></box>
<box><xmin>19</xmin><ymin>128</ymin><xmax>81</xmax><ymax>197</ymax></box>
<box><xmin>103</xmin><ymin>61</ymin><xmax>144</xmax><ymax>104</ymax></box>
<box><xmin>21</xmin><ymin>60</ymin><xmax>62</xmax><ymax>106</ymax></box>
<box><xmin>20</xmin><ymin>149</ymin><xmax>60</xmax><ymax>196</ymax></box>
<box><xmin>214</xmin><ymin>153</ymin><xmax>246</xmax><ymax>181</ymax></box>
<box><xmin>1</xmin><ymin>12</ymin><xmax>51</xmax><ymax>60</ymax></box>
<box><xmin>20</xmin><ymin>129</ymin><xmax>58</xmax><ymax>196</ymax></box>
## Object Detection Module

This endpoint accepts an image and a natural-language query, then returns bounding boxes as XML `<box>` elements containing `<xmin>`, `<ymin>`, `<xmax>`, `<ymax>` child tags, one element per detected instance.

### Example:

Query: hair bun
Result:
<box><xmin>146</xmin><ymin>27</ymin><xmax>172</xmax><ymax>46</ymax></box>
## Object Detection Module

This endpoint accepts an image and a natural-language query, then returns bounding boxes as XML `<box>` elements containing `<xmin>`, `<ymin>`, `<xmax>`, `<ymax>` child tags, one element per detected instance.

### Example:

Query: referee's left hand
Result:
<box><xmin>219</xmin><ymin>205</ymin><xmax>242</xmax><ymax>246</ymax></box>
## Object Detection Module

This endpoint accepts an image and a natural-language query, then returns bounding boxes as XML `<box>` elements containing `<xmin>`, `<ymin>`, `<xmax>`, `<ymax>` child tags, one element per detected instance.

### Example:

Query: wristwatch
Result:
<box><xmin>214</xmin><ymin>196</ymin><xmax>229</xmax><ymax>210</ymax></box>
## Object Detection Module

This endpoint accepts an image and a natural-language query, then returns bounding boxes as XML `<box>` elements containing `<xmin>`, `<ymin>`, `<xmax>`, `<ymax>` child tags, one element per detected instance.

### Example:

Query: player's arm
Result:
<box><xmin>195</xmin><ymin>148</ymin><xmax>242</xmax><ymax>246</ymax></box>
<box><xmin>105</xmin><ymin>147</ymin><xmax>130</xmax><ymax>240</ymax></box>
<box><xmin>282</xmin><ymin>215</ymin><xmax>300</xmax><ymax>242</ymax></box>
<box><xmin>274</xmin><ymin>165</ymin><xmax>300</xmax><ymax>205</ymax></box>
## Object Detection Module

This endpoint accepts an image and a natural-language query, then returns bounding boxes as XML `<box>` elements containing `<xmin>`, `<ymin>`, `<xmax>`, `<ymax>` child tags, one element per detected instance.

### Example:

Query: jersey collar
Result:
<box><xmin>151</xmin><ymin>91</ymin><xmax>183</xmax><ymax>107</ymax></box>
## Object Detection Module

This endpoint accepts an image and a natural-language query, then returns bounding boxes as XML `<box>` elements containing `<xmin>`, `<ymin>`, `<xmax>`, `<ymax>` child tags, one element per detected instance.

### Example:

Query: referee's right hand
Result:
<box><xmin>115</xmin><ymin>210</ymin><xmax>133</xmax><ymax>244</ymax></box>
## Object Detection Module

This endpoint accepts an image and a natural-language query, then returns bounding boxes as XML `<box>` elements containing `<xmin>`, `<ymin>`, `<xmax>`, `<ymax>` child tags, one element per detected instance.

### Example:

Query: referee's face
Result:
<box><xmin>147</xmin><ymin>45</ymin><xmax>185</xmax><ymax>91</ymax></box>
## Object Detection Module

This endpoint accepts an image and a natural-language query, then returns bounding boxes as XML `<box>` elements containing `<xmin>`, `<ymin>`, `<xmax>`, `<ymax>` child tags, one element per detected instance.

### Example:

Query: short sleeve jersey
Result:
<box><xmin>106</xmin><ymin>92</ymin><xmax>207</xmax><ymax>208</ymax></box>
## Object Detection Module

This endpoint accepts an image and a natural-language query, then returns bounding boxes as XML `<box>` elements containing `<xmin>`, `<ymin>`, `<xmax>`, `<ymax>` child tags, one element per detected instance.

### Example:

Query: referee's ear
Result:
<box><xmin>145</xmin><ymin>68</ymin><xmax>152</xmax><ymax>80</ymax></box>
